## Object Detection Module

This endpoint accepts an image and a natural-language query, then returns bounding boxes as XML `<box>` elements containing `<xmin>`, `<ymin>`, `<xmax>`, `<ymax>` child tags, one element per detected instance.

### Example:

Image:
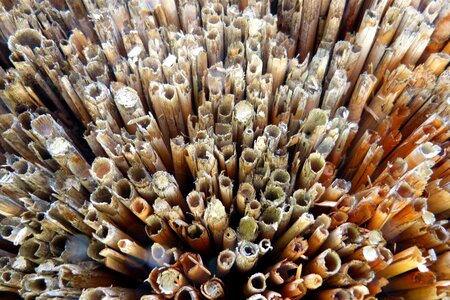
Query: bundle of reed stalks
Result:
<box><xmin>0</xmin><ymin>0</ymin><xmax>449</xmax><ymax>299</ymax></box>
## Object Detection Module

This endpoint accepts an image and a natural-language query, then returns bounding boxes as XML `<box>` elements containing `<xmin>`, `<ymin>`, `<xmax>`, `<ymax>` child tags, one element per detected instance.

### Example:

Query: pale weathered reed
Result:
<box><xmin>0</xmin><ymin>1</ymin><xmax>448</xmax><ymax>299</ymax></box>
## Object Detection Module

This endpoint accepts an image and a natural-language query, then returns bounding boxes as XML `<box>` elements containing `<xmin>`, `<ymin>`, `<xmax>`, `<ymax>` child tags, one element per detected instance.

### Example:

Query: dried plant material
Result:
<box><xmin>326</xmin><ymin>260</ymin><xmax>375</xmax><ymax>287</ymax></box>
<box><xmin>174</xmin><ymin>285</ymin><xmax>201</xmax><ymax>300</ymax></box>
<box><xmin>117</xmin><ymin>239</ymin><xmax>148</xmax><ymax>262</ymax></box>
<box><xmin>243</xmin><ymin>272</ymin><xmax>267</xmax><ymax>297</ymax></box>
<box><xmin>149</xmin><ymin>267</ymin><xmax>188</xmax><ymax>298</ymax></box>
<box><xmin>304</xmin><ymin>249</ymin><xmax>342</xmax><ymax>279</ymax></box>
<box><xmin>0</xmin><ymin>1</ymin><xmax>448</xmax><ymax>299</ymax></box>
<box><xmin>272</xmin><ymin>213</ymin><xmax>314</xmax><ymax>256</ymax></box>
<box><xmin>178</xmin><ymin>252</ymin><xmax>211</xmax><ymax>285</ymax></box>
<box><xmin>204</xmin><ymin>197</ymin><xmax>228</xmax><ymax>249</ymax></box>
<box><xmin>235</xmin><ymin>240</ymin><xmax>260</xmax><ymax>273</ymax></box>
<box><xmin>90</xmin><ymin>157</ymin><xmax>123</xmax><ymax>187</ymax></box>
<box><xmin>217</xmin><ymin>249</ymin><xmax>236</xmax><ymax>277</ymax></box>
<box><xmin>80</xmin><ymin>287</ymin><xmax>140</xmax><ymax>300</ymax></box>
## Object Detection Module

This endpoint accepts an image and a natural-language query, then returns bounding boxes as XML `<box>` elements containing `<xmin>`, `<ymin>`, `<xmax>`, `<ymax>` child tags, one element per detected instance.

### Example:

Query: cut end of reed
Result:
<box><xmin>0</xmin><ymin>0</ymin><xmax>449</xmax><ymax>299</ymax></box>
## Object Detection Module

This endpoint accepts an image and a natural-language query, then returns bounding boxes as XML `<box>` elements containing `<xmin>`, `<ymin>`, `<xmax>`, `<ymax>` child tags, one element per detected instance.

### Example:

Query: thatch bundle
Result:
<box><xmin>0</xmin><ymin>0</ymin><xmax>449</xmax><ymax>299</ymax></box>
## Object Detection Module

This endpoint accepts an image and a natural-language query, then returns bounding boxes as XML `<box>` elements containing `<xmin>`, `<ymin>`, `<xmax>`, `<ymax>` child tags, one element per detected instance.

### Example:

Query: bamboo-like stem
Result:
<box><xmin>57</xmin><ymin>263</ymin><xmax>127</xmax><ymax>289</ymax></box>
<box><xmin>304</xmin><ymin>249</ymin><xmax>341</xmax><ymax>278</ymax></box>
<box><xmin>381</xmin><ymin>197</ymin><xmax>428</xmax><ymax>241</ymax></box>
<box><xmin>149</xmin><ymin>243</ymin><xmax>170</xmax><ymax>267</ymax></box>
<box><xmin>204</xmin><ymin>197</ymin><xmax>228</xmax><ymax>250</ymax></box>
<box><xmin>178</xmin><ymin>253</ymin><xmax>211</xmax><ymax>285</ymax></box>
<box><xmin>112</xmin><ymin>87</ymin><xmax>146</xmax><ymax>134</ymax></box>
<box><xmin>329</xmin><ymin>211</ymin><xmax>349</xmax><ymax>229</ymax></box>
<box><xmin>152</xmin><ymin>171</ymin><xmax>185</xmax><ymax>208</ymax></box>
<box><xmin>426</xmin><ymin>180</ymin><xmax>450</xmax><ymax>215</ymax></box>
<box><xmin>145</xmin><ymin>214</ymin><xmax>178</xmax><ymax>247</ymax></box>
<box><xmin>238</xmin><ymin>216</ymin><xmax>259</xmax><ymax>242</ymax></box>
<box><xmin>421</xmin><ymin>4</ymin><xmax>450</xmax><ymax>61</ymax></box>
<box><xmin>183</xmin><ymin>222</ymin><xmax>212</xmax><ymax>255</ymax></box>
<box><xmin>22</xmin><ymin>274</ymin><xmax>58</xmax><ymax>293</ymax></box>
<box><xmin>365</xmin><ymin>6</ymin><xmax>403</xmax><ymax>71</ymax></box>
<box><xmin>93</xmin><ymin>221</ymin><xmax>132</xmax><ymax>251</ymax></box>
<box><xmin>322</xmin><ymin>0</ymin><xmax>346</xmax><ymax>45</ymax></box>
<box><xmin>128</xmin><ymin>165</ymin><xmax>156</xmax><ymax>202</ymax></box>
<box><xmin>278</xmin><ymin>237</ymin><xmax>308</xmax><ymax>261</ymax></box>
<box><xmin>430</xmin><ymin>251</ymin><xmax>450</xmax><ymax>280</ymax></box>
<box><xmin>200</xmin><ymin>278</ymin><xmax>225</xmax><ymax>299</ymax></box>
<box><xmin>347</xmin><ymin>9</ymin><xmax>380</xmax><ymax>96</ymax></box>
<box><xmin>1</xmin><ymin>268</ymin><xmax>23</xmax><ymax>288</ymax></box>
<box><xmin>83</xmin><ymin>82</ymin><xmax>122</xmax><ymax>133</ymax></box>
<box><xmin>149</xmin><ymin>267</ymin><xmax>188</xmax><ymax>298</ymax></box>
<box><xmin>130</xmin><ymin>197</ymin><xmax>153</xmax><ymax>222</ymax></box>
<box><xmin>2</xmin><ymin>1</ymin><xmax>450</xmax><ymax>300</ymax></box>
<box><xmin>268</xmin><ymin>45</ymin><xmax>288</xmax><ymax>93</ymax></box>
<box><xmin>206</xmin><ymin>29</ymin><xmax>224</xmax><ymax>66</ymax></box>
<box><xmin>347</xmin><ymin>73</ymin><xmax>377</xmax><ymax>123</ymax></box>
<box><xmin>389</xmin><ymin>284</ymin><xmax>443</xmax><ymax>300</ymax></box>
<box><xmin>90</xmin><ymin>157</ymin><xmax>123</xmax><ymax>187</ymax></box>
<box><xmin>272</xmin><ymin>213</ymin><xmax>314</xmax><ymax>255</ymax></box>
<box><xmin>235</xmin><ymin>241</ymin><xmax>259</xmax><ymax>273</ymax></box>
<box><xmin>174</xmin><ymin>285</ymin><xmax>201</xmax><ymax>300</ymax></box>
<box><xmin>80</xmin><ymin>287</ymin><xmax>140</xmax><ymax>300</ymax></box>
<box><xmin>298</xmin><ymin>1</ymin><xmax>321</xmax><ymax>61</ymax></box>
<box><xmin>326</xmin><ymin>260</ymin><xmax>375</xmax><ymax>287</ymax></box>
<box><xmin>376</xmin><ymin>246</ymin><xmax>426</xmax><ymax>279</ymax></box>
<box><xmin>117</xmin><ymin>239</ymin><xmax>148</xmax><ymax>262</ymax></box>
<box><xmin>217</xmin><ymin>249</ymin><xmax>236</xmax><ymax>277</ymax></box>
<box><xmin>258</xmin><ymin>205</ymin><xmax>281</xmax><ymax>240</ymax></box>
<box><xmin>384</xmin><ymin>271</ymin><xmax>437</xmax><ymax>292</ymax></box>
<box><xmin>218</xmin><ymin>173</ymin><xmax>233</xmax><ymax>211</ymax></box>
<box><xmin>316</xmin><ymin>288</ymin><xmax>352</xmax><ymax>300</ymax></box>
<box><xmin>303</xmin><ymin>273</ymin><xmax>323</xmax><ymax>290</ymax></box>
<box><xmin>280</xmin><ymin>278</ymin><xmax>307</xmax><ymax>299</ymax></box>
<box><xmin>267</xmin><ymin>260</ymin><xmax>298</xmax><ymax>286</ymax></box>
<box><xmin>186</xmin><ymin>191</ymin><xmax>205</xmax><ymax>221</ymax></box>
<box><xmin>304</xmin><ymin>225</ymin><xmax>330</xmax><ymax>258</ymax></box>
<box><xmin>298</xmin><ymin>153</ymin><xmax>326</xmax><ymax>189</ymax></box>
<box><xmin>223</xmin><ymin>227</ymin><xmax>237</xmax><ymax>250</ymax></box>
<box><xmin>170</xmin><ymin>136</ymin><xmax>190</xmax><ymax>192</ymax></box>
<box><xmin>112</xmin><ymin>178</ymin><xmax>137</xmax><ymax>208</ymax></box>
<box><xmin>239</xmin><ymin>148</ymin><xmax>259</xmax><ymax>183</ymax></box>
<box><xmin>91</xmin><ymin>186</ymin><xmax>143</xmax><ymax>237</ymax></box>
<box><xmin>243</xmin><ymin>272</ymin><xmax>267</xmax><ymax>297</ymax></box>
